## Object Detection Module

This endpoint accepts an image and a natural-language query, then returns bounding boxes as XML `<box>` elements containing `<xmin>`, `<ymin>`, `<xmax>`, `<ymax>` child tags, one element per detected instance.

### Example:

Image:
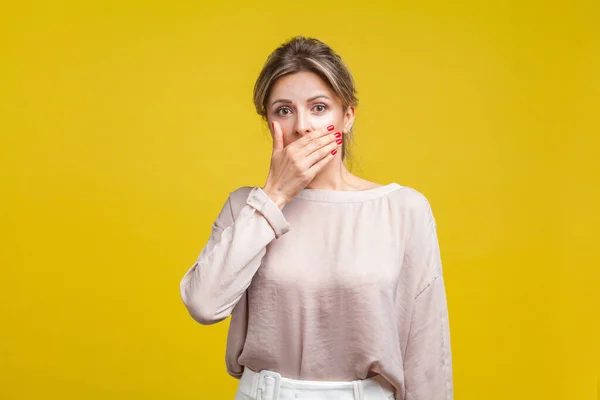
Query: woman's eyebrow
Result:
<box><xmin>306</xmin><ymin>94</ymin><xmax>330</xmax><ymax>102</ymax></box>
<box><xmin>270</xmin><ymin>99</ymin><xmax>292</xmax><ymax>107</ymax></box>
<box><xmin>270</xmin><ymin>94</ymin><xmax>330</xmax><ymax>107</ymax></box>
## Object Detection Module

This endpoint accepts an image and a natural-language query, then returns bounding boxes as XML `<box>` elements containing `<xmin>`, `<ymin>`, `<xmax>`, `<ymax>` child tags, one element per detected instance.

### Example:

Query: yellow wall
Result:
<box><xmin>1</xmin><ymin>1</ymin><xmax>598</xmax><ymax>399</ymax></box>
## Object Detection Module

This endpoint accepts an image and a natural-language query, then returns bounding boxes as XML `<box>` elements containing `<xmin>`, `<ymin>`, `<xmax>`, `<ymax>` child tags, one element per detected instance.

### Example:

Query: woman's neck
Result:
<box><xmin>305</xmin><ymin>160</ymin><xmax>361</xmax><ymax>191</ymax></box>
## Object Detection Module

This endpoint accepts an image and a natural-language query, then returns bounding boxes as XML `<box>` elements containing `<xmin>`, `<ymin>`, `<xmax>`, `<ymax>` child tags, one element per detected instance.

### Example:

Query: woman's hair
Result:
<box><xmin>253</xmin><ymin>36</ymin><xmax>359</xmax><ymax>169</ymax></box>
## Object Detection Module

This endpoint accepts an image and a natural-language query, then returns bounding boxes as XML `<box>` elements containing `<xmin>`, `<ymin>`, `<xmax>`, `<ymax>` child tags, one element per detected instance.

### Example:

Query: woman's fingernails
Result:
<box><xmin>331</xmin><ymin>149</ymin><xmax>338</xmax><ymax>155</ymax></box>
<box><xmin>336</xmin><ymin>138</ymin><xmax>343</xmax><ymax>144</ymax></box>
<box><xmin>327</xmin><ymin>125</ymin><xmax>335</xmax><ymax>131</ymax></box>
<box><xmin>334</xmin><ymin>132</ymin><xmax>342</xmax><ymax>138</ymax></box>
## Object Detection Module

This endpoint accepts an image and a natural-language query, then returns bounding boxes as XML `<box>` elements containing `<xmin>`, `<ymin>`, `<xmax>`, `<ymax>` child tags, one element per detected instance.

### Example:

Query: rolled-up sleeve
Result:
<box><xmin>179</xmin><ymin>186</ymin><xmax>290</xmax><ymax>325</ymax></box>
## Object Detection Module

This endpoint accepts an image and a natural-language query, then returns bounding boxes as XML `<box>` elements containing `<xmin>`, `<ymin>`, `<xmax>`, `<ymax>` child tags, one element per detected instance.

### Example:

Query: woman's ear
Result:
<box><xmin>343</xmin><ymin>105</ymin><xmax>356</xmax><ymax>134</ymax></box>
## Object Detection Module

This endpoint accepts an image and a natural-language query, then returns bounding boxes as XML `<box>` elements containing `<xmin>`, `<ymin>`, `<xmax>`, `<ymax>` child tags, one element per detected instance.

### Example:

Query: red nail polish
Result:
<box><xmin>331</xmin><ymin>149</ymin><xmax>338</xmax><ymax>155</ymax></box>
<box><xmin>334</xmin><ymin>132</ymin><xmax>341</xmax><ymax>138</ymax></box>
<box><xmin>336</xmin><ymin>138</ymin><xmax>343</xmax><ymax>144</ymax></box>
<box><xmin>327</xmin><ymin>125</ymin><xmax>335</xmax><ymax>131</ymax></box>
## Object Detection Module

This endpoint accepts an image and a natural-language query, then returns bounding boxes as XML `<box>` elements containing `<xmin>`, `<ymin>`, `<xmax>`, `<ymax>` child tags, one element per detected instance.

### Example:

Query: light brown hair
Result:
<box><xmin>253</xmin><ymin>36</ymin><xmax>359</xmax><ymax>169</ymax></box>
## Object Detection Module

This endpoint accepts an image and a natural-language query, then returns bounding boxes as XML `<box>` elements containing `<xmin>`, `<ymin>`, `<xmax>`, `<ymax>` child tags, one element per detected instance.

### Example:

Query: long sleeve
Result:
<box><xmin>180</xmin><ymin>186</ymin><xmax>291</xmax><ymax>325</ymax></box>
<box><xmin>403</xmin><ymin>277</ymin><xmax>453</xmax><ymax>400</ymax></box>
<box><xmin>402</xmin><ymin>195</ymin><xmax>454</xmax><ymax>400</ymax></box>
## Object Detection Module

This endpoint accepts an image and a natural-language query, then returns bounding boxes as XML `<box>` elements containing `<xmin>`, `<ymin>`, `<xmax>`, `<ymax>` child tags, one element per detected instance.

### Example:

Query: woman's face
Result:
<box><xmin>266</xmin><ymin>71</ymin><xmax>354</xmax><ymax>147</ymax></box>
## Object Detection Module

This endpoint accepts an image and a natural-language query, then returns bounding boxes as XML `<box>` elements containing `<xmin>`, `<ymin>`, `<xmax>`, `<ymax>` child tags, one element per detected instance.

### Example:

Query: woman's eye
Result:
<box><xmin>277</xmin><ymin>107</ymin><xmax>292</xmax><ymax>116</ymax></box>
<box><xmin>313</xmin><ymin>104</ymin><xmax>327</xmax><ymax>113</ymax></box>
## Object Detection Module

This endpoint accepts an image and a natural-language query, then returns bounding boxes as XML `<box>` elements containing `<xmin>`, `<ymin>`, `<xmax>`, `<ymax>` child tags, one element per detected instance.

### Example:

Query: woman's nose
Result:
<box><xmin>294</xmin><ymin>113</ymin><xmax>312</xmax><ymax>136</ymax></box>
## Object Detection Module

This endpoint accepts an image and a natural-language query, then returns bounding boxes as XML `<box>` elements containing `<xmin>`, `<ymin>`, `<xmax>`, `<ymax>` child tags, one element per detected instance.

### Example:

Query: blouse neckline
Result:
<box><xmin>293</xmin><ymin>182</ymin><xmax>403</xmax><ymax>203</ymax></box>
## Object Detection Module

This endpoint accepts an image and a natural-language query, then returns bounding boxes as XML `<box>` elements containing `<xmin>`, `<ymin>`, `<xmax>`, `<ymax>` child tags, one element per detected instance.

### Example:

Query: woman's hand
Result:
<box><xmin>263</xmin><ymin>121</ymin><xmax>343</xmax><ymax>209</ymax></box>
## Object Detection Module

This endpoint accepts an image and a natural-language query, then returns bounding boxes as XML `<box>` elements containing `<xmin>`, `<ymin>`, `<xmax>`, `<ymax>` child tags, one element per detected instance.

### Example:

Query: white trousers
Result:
<box><xmin>234</xmin><ymin>367</ymin><xmax>396</xmax><ymax>400</ymax></box>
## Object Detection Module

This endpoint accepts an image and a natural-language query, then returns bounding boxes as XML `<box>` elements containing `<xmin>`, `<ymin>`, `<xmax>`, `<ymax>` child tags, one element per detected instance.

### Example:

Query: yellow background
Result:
<box><xmin>1</xmin><ymin>1</ymin><xmax>598</xmax><ymax>399</ymax></box>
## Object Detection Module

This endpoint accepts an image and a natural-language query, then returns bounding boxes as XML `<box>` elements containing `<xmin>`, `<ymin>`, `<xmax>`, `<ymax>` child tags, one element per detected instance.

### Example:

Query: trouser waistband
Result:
<box><xmin>237</xmin><ymin>366</ymin><xmax>395</xmax><ymax>400</ymax></box>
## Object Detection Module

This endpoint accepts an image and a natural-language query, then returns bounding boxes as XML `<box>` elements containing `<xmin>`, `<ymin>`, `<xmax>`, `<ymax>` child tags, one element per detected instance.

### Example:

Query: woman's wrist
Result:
<box><xmin>261</xmin><ymin>186</ymin><xmax>288</xmax><ymax>210</ymax></box>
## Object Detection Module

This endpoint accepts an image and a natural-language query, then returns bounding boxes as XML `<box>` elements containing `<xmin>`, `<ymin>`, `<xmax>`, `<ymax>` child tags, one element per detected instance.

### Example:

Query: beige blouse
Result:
<box><xmin>180</xmin><ymin>183</ymin><xmax>454</xmax><ymax>400</ymax></box>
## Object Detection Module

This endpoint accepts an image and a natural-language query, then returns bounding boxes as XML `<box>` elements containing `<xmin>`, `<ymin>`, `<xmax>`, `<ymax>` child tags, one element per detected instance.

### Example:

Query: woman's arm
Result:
<box><xmin>403</xmin><ymin>194</ymin><xmax>454</xmax><ymax>400</ymax></box>
<box><xmin>179</xmin><ymin>186</ymin><xmax>290</xmax><ymax>325</ymax></box>
<box><xmin>404</xmin><ymin>276</ymin><xmax>453</xmax><ymax>399</ymax></box>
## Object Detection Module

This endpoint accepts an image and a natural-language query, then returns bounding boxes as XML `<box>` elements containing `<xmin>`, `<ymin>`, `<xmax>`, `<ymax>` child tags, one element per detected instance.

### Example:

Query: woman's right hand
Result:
<box><xmin>262</xmin><ymin>121</ymin><xmax>343</xmax><ymax>209</ymax></box>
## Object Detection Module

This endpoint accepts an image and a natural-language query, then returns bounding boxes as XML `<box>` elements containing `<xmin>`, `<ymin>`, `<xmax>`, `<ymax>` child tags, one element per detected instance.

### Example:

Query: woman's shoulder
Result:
<box><xmin>387</xmin><ymin>184</ymin><xmax>434</xmax><ymax>213</ymax></box>
<box><xmin>349</xmin><ymin>176</ymin><xmax>433</xmax><ymax>211</ymax></box>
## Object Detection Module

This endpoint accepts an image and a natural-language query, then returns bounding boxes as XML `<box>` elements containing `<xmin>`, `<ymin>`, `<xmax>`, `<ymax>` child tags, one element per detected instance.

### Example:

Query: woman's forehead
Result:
<box><xmin>270</xmin><ymin>71</ymin><xmax>334</xmax><ymax>98</ymax></box>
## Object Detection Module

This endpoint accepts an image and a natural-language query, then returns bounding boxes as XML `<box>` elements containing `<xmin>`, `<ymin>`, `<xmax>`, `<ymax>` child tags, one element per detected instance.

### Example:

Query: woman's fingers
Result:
<box><xmin>271</xmin><ymin>121</ymin><xmax>284</xmax><ymax>153</ymax></box>
<box><xmin>293</xmin><ymin>124</ymin><xmax>336</xmax><ymax>153</ymax></box>
<box><xmin>307</xmin><ymin>143</ymin><xmax>339</xmax><ymax>176</ymax></box>
<box><xmin>305</xmin><ymin>135</ymin><xmax>342</xmax><ymax>167</ymax></box>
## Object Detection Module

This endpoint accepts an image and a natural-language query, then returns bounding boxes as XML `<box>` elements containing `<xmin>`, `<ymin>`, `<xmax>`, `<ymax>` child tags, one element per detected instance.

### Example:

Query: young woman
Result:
<box><xmin>180</xmin><ymin>36</ymin><xmax>454</xmax><ymax>400</ymax></box>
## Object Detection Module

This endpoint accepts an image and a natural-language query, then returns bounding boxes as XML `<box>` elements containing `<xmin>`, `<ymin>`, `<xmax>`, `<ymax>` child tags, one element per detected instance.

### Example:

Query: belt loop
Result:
<box><xmin>271</xmin><ymin>372</ymin><xmax>281</xmax><ymax>400</ymax></box>
<box><xmin>250</xmin><ymin>369</ymin><xmax>259</xmax><ymax>398</ymax></box>
<box><xmin>257</xmin><ymin>370</ymin><xmax>282</xmax><ymax>400</ymax></box>
<box><xmin>352</xmin><ymin>380</ymin><xmax>364</xmax><ymax>400</ymax></box>
<box><xmin>256</xmin><ymin>374</ymin><xmax>264</xmax><ymax>400</ymax></box>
